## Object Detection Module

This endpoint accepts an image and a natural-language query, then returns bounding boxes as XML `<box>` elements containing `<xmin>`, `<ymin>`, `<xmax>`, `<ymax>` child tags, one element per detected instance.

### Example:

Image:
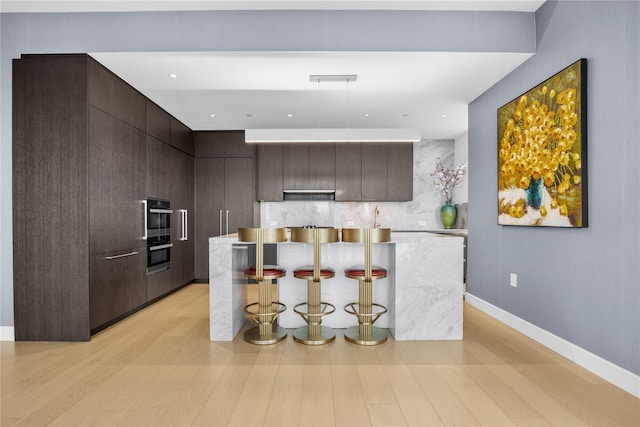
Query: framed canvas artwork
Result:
<box><xmin>497</xmin><ymin>58</ymin><xmax>587</xmax><ymax>227</ymax></box>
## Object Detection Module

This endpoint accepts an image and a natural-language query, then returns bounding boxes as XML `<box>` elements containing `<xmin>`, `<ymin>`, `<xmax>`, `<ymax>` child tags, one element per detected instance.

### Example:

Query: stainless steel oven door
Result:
<box><xmin>147</xmin><ymin>242</ymin><xmax>173</xmax><ymax>275</ymax></box>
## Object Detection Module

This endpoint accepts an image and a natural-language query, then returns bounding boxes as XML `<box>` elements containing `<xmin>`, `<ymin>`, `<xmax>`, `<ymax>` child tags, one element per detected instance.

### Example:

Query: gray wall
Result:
<box><xmin>0</xmin><ymin>9</ymin><xmax>535</xmax><ymax>330</ymax></box>
<box><xmin>468</xmin><ymin>1</ymin><xmax>639</xmax><ymax>375</ymax></box>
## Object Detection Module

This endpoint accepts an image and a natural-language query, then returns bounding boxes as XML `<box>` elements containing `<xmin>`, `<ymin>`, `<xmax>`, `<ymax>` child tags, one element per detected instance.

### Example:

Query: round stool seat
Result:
<box><xmin>344</xmin><ymin>265</ymin><xmax>388</xmax><ymax>280</ymax></box>
<box><xmin>293</xmin><ymin>265</ymin><xmax>336</xmax><ymax>280</ymax></box>
<box><xmin>244</xmin><ymin>265</ymin><xmax>286</xmax><ymax>280</ymax></box>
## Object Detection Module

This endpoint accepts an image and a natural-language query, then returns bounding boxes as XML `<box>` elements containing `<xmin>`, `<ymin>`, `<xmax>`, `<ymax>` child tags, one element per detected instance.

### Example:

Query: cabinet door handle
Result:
<box><xmin>180</xmin><ymin>209</ymin><xmax>188</xmax><ymax>241</ymax></box>
<box><xmin>105</xmin><ymin>251</ymin><xmax>139</xmax><ymax>260</ymax></box>
<box><xmin>142</xmin><ymin>200</ymin><xmax>148</xmax><ymax>241</ymax></box>
<box><xmin>225</xmin><ymin>210</ymin><xmax>229</xmax><ymax>235</ymax></box>
<box><xmin>219</xmin><ymin>210</ymin><xmax>223</xmax><ymax>237</ymax></box>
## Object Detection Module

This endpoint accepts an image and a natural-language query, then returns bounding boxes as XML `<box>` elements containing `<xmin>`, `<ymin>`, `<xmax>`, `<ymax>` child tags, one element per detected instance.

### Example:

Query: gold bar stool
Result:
<box><xmin>291</xmin><ymin>227</ymin><xmax>339</xmax><ymax>345</ymax></box>
<box><xmin>342</xmin><ymin>228</ymin><xmax>391</xmax><ymax>346</ymax></box>
<box><xmin>239</xmin><ymin>227</ymin><xmax>288</xmax><ymax>345</ymax></box>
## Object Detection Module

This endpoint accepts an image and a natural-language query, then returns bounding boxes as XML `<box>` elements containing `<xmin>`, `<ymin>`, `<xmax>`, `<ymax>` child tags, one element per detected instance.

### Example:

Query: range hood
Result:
<box><xmin>283</xmin><ymin>189</ymin><xmax>335</xmax><ymax>201</ymax></box>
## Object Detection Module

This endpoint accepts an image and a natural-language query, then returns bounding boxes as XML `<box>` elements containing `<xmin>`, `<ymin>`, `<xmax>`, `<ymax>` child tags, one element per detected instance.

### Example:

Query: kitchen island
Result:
<box><xmin>209</xmin><ymin>230</ymin><xmax>464</xmax><ymax>341</ymax></box>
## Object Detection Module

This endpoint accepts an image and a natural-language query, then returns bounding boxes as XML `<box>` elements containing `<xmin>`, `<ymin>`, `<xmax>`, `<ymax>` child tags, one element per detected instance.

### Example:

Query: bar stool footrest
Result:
<box><xmin>293</xmin><ymin>302</ymin><xmax>336</xmax><ymax>325</ymax></box>
<box><xmin>244</xmin><ymin>301</ymin><xmax>287</xmax><ymax>325</ymax></box>
<box><xmin>344</xmin><ymin>302</ymin><xmax>388</xmax><ymax>326</ymax></box>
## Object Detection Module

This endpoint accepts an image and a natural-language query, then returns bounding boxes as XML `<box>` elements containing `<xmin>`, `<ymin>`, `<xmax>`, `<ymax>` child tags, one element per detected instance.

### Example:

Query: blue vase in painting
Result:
<box><xmin>526</xmin><ymin>177</ymin><xmax>543</xmax><ymax>209</ymax></box>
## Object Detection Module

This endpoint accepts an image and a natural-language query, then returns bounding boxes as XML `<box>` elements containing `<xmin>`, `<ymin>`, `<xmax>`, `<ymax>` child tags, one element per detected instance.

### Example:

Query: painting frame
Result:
<box><xmin>497</xmin><ymin>58</ymin><xmax>588</xmax><ymax>227</ymax></box>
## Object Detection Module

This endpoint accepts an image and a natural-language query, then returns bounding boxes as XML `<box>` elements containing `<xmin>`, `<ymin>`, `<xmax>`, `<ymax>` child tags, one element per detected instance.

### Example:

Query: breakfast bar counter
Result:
<box><xmin>209</xmin><ymin>231</ymin><xmax>464</xmax><ymax>341</ymax></box>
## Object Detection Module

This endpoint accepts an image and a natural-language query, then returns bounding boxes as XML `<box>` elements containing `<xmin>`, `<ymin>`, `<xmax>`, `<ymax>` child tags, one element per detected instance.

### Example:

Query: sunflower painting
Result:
<box><xmin>497</xmin><ymin>59</ymin><xmax>588</xmax><ymax>227</ymax></box>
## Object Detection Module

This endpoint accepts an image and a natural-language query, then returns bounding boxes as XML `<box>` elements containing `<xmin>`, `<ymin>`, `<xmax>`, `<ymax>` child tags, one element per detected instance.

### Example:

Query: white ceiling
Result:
<box><xmin>91</xmin><ymin>51</ymin><xmax>533</xmax><ymax>139</ymax></box>
<box><xmin>4</xmin><ymin>0</ymin><xmax>544</xmax><ymax>139</ymax></box>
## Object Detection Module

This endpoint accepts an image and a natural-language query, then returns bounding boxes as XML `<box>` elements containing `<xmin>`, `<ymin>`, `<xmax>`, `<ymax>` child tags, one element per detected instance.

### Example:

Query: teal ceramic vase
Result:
<box><xmin>440</xmin><ymin>200</ymin><xmax>457</xmax><ymax>229</ymax></box>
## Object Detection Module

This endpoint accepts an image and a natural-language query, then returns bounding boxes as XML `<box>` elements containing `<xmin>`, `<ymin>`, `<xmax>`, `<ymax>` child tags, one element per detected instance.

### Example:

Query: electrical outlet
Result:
<box><xmin>510</xmin><ymin>273</ymin><xmax>518</xmax><ymax>288</ymax></box>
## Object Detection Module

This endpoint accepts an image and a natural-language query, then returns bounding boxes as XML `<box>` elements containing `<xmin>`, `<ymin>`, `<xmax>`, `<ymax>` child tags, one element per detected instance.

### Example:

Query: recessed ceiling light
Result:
<box><xmin>441</xmin><ymin>114</ymin><xmax>448</xmax><ymax>118</ymax></box>
<box><xmin>402</xmin><ymin>113</ymin><xmax>409</xmax><ymax>117</ymax></box>
<box><xmin>246</xmin><ymin>113</ymin><xmax>253</xmax><ymax>118</ymax></box>
<box><xmin>210</xmin><ymin>114</ymin><xmax>216</xmax><ymax>118</ymax></box>
<box><xmin>168</xmin><ymin>73</ymin><xmax>177</xmax><ymax>79</ymax></box>
<box><xmin>287</xmin><ymin>113</ymin><xmax>293</xmax><ymax>118</ymax></box>
<box><xmin>363</xmin><ymin>113</ymin><xmax>371</xmax><ymax>118</ymax></box>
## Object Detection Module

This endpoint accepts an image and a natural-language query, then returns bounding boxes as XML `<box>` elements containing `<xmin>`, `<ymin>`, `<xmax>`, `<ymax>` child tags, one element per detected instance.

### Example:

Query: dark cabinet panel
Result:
<box><xmin>12</xmin><ymin>54</ymin><xmax>91</xmax><ymax>341</ymax></box>
<box><xmin>195</xmin><ymin>158</ymin><xmax>225</xmax><ymax>280</ymax></box>
<box><xmin>283</xmin><ymin>144</ymin><xmax>310</xmax><ymax>190</ymax></box>
<box><xmin>309</xmin><ymin>144</ymin><xmax>336</xmax><ymax>190</ymax></box>
<box><xmin>194</xmin><ymin>157</ymin><xmax>254</xmax><ymax>280</ymax></box>
<box><xmin>362</xmin><ymin>143</ymin><xmax>388</xmax><ymax>201</ymax></box>
<box><xmin>335</xmin><ymin>143</ymin><xmax>362</xmax><ymax>201</ymax></box>
<box><xmin>256</xmin><ymin>144</ymin><xmax>284</xmax><ymax>201</ymax></box>
<box><xmin>225</xmin><ymin>158</ymin><xmax>254</xmax><ymax>235</ymax></box>
<box><xmin>146</xmin><ymin>100</ymin><xmax>171</xmax><ymax>144</ymax></box>
<box><xmin>89</xmin><ymin>107</ymin><xmax>146</xmax><ymax>255</ymax></box>
<box><xmin>387</xmin><ymin>143</ymin><xmax>414</xmax><ymax>201</ymax></box>
<box><xmin>195</xmin><ymin>131</ymin><xmax>253</xmax><ymax>158</ymax></box>
<box><xmin>171</xmin><ymin>117</ymin><xmax>195</xmax><ymax>156</ymax></box>
<box><xmin>88</xmin><ymin>57</ymin><xmax>145</xmax><ymax>131</ymax></box>
<box><xmin>90</xmin><ymin>248</ymin><xmax>147</xmax><ymax>330</ymax></box>
<box><xmin>169</xmin><ymin>147</ymin><xmax>195</xmax><ymax>288</ymax></box>
<box><xmin>283</xmin><ymin>143</ymin><xmax>336</xmax><ymax>190</ymax></box>
<box><xmin>146</xmin><ymin>135</ymin><xmax>171</xmax><ymax>200</ymax></box>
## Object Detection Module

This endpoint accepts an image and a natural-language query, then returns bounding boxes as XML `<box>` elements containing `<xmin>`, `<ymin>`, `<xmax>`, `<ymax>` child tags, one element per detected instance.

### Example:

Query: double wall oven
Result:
<box><xmin>144</xmin><ymin>198</ymin><xmax>173</xmax><ymax>275</ymax></box>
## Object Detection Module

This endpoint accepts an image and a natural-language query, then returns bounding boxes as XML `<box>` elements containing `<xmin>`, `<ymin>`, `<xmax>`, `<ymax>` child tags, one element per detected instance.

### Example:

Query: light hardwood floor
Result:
<box><xmin>2</xmin><ymin>283</ymin><xmax>638</xmax><ymax>426</ymax></box>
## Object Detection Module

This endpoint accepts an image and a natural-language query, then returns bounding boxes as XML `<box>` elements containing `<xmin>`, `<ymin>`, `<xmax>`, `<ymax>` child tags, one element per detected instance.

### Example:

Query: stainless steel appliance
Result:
<box><xmin>144</xmin><ymin>198</ymin><xmax>173</xmax><ymax>275</ymax></box>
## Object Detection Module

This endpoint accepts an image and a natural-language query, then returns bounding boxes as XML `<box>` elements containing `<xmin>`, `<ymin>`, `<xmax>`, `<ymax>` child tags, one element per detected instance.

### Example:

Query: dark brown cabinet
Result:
<box><xmin>256</xmin><ymin>144</ymin><xmax>284</xmax><ymax>201</ymax></box>
<box><xmin>13</xmin><ymin>54</ymin><xmax>194</xmax><ymax>341</ymax></box>
<box><xmin>194</xmin><ymin>131</ymin><xmax>255</xmax><ymax>281</ymax></box>
<box><xmin>195</xmin><ymin>157</ymin><xmax>254</xmax><ymax>280</ymax></box>
<box><xmin>89</xmin><ymin>107</ymin><xmax>146</xmax><ymax>255</ymax></box>
<box><xmin>336</xmin><ymin>142</ymin><xmax>413</xmax><ymax>201</ymax></box>
<box><xmin>283</xmin><ymin>143</ymin><xmax>336</xmax><ymax>190</ymax></box>
<box><xmin>90</xmin><ymin>249</ymin><xmax>146</xmax><ymax>330</ymax></box>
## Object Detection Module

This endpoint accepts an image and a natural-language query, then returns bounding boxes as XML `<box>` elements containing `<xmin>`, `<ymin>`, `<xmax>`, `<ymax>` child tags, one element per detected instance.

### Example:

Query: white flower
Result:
<box><xmin>430</xmin><ymin>159</ymin><xmax>467</xmax><ymax>202</ymax></box>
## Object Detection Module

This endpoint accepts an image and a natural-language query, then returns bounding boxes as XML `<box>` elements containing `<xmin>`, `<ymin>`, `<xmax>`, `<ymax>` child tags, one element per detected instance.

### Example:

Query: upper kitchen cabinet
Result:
<box><xmin>336</xmin><ymin>142</ymin><xmax>413</xmax><ymax>202</ymax></box>
<box><xmin>171</xmin><ymin>117</ymin><xmax>195</xmax><ymax>156</ymax></box>
<box><xmin>195</xmin><ymin>130</ymin><xmax>254</xmax><ymax>158</ymax></box>
<box><xmin>256</xmin><ymin>144</ymin><xmax>284</xmax><ymax>201</ymax></box>
<box><xmin>88</xmin><ymin>57</ymin><xmax>146</xmax><ymax>131</ymax></box>
<box><xmin>283</xmin><ymin>143</ymin><xmax>336</xmax><ymax>191</ymax></box>
<box><xmin>146</xmin><ymin>100</ymin><xmax>171</xmax><ymax>144</ymax></box>
<box><xmin>387</xmin><ymin>143</ymin><xmax>414</xmax><ymax>201</ymax></box>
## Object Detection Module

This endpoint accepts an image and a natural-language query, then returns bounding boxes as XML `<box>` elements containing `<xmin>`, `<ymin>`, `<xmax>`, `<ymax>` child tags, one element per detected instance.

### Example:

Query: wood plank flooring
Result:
<box><xmin>1</xmin><ymin>283</ymin><xmax>638</xmax><ymax>426</ymax></box>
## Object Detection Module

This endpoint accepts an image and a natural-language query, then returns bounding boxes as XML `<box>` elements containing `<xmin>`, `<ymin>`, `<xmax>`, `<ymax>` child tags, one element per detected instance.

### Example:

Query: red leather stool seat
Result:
<box><xmin>244</xmin><ymin>265</ymin><xmax>286</xmax><ymax>279</ymax></box>
<box><xmin>293</xmin><ymin>265</ymin><xmax>336</xmax><ymax>280</ymax></box>
<box><xmin>344</xmin><ymin>265</ymin><xmax>388</xmax><ymax>280</ymax></box>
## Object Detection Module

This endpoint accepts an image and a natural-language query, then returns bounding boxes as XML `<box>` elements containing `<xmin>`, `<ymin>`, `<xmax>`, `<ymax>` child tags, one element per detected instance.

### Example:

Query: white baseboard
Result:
<box><xmin>465</xmin><ymin>293</ymin><xmax>640</xmax><ymax>399</ymax></box>
<box><xmin>0</xmin><ymin>326</ymin><xmax>15</xmax><ymax>341</ymax></box>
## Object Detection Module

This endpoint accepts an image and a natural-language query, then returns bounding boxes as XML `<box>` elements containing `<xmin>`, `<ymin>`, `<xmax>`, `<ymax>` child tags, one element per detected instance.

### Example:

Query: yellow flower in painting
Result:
<box><xmin>575</xmin><ymin>159</ymin><xmax>582</xmax><ymax>169</ymax></box>
<box><xmin>549</xmin><ymin>89</ymin><xmax>556</xmax><ymax>98</ymax></box>
<box><xmin>544</xmin><ymin>174</ymin><xmax>554</xmax><ymax>187</ymax></box>
<box><xmin>559</xmin><ymin>204</ymin><xmax>569</xmax><ymax>216</ymax></box>
<box><xmin>573</xmin><ymin>175</ymin><xmax>581</xmax><ymax>184</ymax></box>
<box><xmin>519</xmin><ymin>176</ymin><xmax>531</xmax><ymax>190</ymax></box>
<box><xmin>542</xmin><ymin>86</ymin><xmax>548</xmax><ymax>95</ymax></box>
<box><xmin>516</xmin><ymin>205</ymin><xmax>525</xmax><ymax>218</ymax></box>
<box><xmin>550</xmin><ymin>198</ymin><xmax>558</xmax><ymax>209</ymax></box>
<box><xmin>509</xmin><ymin>205</ymin><xmax>517</xmax><ymax>217</ymax></box>
<box><xmin>540</xmin><ymin>206</ymin><xmax>548</xmax><ymax>217</ymax></box>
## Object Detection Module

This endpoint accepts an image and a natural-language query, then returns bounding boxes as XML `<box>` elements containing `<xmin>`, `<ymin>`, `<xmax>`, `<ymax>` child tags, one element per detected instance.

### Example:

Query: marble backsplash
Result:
<box><xmin>260</xmin><ymin>140</ymin><xmax>462</xmax><ymax>230</ymax></box>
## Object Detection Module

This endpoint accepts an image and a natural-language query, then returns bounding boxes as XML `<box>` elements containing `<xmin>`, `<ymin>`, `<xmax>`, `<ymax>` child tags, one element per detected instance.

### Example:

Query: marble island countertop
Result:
<box><xmin>209</xmin><ymin>230</ymin><xmax>464</xmax><ymax>341</ymax></box>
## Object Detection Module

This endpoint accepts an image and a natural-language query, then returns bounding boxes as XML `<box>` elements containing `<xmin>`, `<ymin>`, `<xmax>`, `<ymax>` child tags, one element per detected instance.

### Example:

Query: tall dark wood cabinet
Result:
<box><xmin>194</xmin><ymin>131</ymin><xmax>255</xmax><ymax>281</ymax></box>
<box><xmin>13</xmin><ymin>54</ymin><xmax>91</xmax><ymax>341</ymax></box>
<box><xmin>13</xmin><ymin>54</ymin><xmax>194</xmax><ymax>341</ymax></box>
<box><xmin>144</xmin><ymin>100</ymin><xmax>195</xmax><ymax>301</ymax></box>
